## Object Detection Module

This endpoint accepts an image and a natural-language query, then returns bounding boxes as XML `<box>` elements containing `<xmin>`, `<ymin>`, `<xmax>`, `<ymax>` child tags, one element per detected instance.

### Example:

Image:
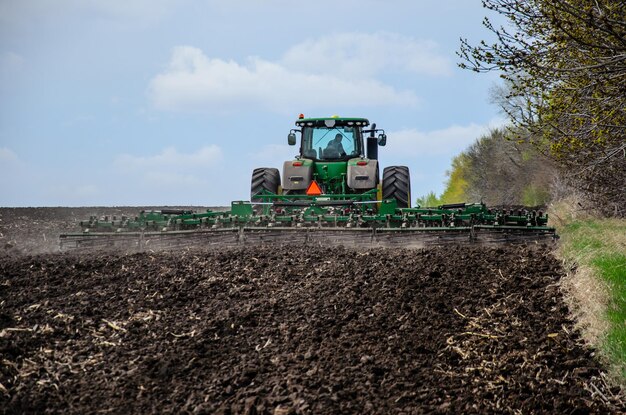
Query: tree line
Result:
<box><xmin>416</xmin><ymin>128</ymin><xmax>558</xmax><ymax>208</ymax></box>
<box><xmin>423</xmin><ymin>1</ymin><xmax>625</xmax><ymax>216</ymax></box>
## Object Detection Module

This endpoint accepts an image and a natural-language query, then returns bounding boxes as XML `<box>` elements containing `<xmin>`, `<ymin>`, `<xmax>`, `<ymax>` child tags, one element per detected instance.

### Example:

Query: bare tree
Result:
<box><xmin>463</xmin><ymin>129</ymin><xmax>556</xmax><ymax>206</ymax></box>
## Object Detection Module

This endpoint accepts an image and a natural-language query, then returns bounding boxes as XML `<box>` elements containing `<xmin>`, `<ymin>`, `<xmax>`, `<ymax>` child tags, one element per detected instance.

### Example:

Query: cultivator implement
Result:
<box><xmin>59</xmin><ymin>195</ymin><xmax>557</xmax><ymax>251</ymax></box>
<box><xmin>58</xmin><ymin>115</ymin><xmax>559</xmax><ymax>251</ymax></box>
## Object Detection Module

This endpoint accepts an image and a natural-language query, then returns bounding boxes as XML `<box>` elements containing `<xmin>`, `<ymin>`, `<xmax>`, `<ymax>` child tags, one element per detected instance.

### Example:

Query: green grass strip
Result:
<box><xmin>592</xmin><ymin>253</ymin><xmax>626</xmax><ymax>378</ymax></box>
<box><xmin>558</xmin><ymin>218</ymin><xmax>626</xmax><ymax>381</ymax></box>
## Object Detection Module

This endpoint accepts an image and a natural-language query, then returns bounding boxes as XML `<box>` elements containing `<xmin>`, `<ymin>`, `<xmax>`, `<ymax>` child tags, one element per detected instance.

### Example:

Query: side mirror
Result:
<box><xmin>288</xmin><ymin>132</ymin><xmax>296</xmax><ymax>146</ymax></box>
<box><xmin>377</xmin><ymin>133</ymin><xmax>387</xmax><ymax>146</ymax></box>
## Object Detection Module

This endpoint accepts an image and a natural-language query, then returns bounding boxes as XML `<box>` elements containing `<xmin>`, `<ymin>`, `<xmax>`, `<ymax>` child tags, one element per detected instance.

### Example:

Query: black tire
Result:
<box><xmin>382</xmin><ymin>166</ymin><xmax>411</xmax><ymax>208</ymax></box>
<box><xmin>251</xmin><ymin>168</ymin><xmax>280</xmax><ymax>202</ymax></box>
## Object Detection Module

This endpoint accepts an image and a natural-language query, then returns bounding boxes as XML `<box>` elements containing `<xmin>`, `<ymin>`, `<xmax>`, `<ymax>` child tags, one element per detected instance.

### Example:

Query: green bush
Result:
<box><xmin>522</xmin><ymin>184</ymin><xmax>551</xmax><ymax>206</ymax></box>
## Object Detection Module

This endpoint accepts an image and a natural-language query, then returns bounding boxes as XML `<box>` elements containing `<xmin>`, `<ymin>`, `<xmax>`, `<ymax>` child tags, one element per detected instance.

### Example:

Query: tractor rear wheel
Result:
<box><xmin>251</xmin><ymin>168</ymin><xmax>281</xmax><ymax>202</ymax></box>
<box><xmin>382</xmin><ymin>166</ymin><xmax>411</xmax><ymax>208</ymax></box>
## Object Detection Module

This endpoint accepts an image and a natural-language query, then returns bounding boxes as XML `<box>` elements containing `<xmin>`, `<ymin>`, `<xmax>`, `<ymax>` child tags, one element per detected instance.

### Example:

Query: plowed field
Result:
<box><xmin>0</xmin><ymin>208</ymin><xmax>623</xmax><ymax>414</ymax></box>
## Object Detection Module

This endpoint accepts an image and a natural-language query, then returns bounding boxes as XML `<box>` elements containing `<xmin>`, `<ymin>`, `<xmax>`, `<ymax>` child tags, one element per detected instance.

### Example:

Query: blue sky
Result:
<box><xmin>0</xmin><ymin>0</ymin><xmax>505</xmax><ymax>207</ymax></box>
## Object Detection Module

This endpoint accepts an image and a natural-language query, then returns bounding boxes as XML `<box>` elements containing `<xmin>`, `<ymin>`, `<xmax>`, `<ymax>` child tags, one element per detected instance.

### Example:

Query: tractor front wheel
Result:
<box><xmin>251</xmin><ymin>168</ymin><xmax>281</xmax><ymax>202</ymax></box>
<box><xmin>382</xmin><ymin>166</ymin><xmax>411</xmax><ymax>208</ymax></box>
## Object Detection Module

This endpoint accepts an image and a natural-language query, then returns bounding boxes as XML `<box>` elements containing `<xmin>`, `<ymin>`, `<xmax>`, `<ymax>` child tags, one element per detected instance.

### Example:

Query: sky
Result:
<box><xmin>0</xmin><ymin>0</ymin><xmax>506</xmax><ymax>207</ymax></box>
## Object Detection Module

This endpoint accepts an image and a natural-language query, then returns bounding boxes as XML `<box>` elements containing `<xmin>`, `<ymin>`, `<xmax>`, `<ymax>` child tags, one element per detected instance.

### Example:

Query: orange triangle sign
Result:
<box><xmin>306</xmin><ymin>180</ymin><xmax>323</xmax><ymax>196</ymax></box>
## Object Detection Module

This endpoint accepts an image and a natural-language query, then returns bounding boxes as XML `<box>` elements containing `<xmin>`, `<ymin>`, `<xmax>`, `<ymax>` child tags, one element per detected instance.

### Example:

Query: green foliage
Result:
<box><xmin>440</xmin><ymin>154</ymin><xmax>470</xmax><ymax>204</ymax></box>
<box><xmin>521</xmin><ymin>184</ymin><xmax>550</xmax><ymax>207</ymax></box>
<box><xmin>434</xmin><ymin>128</ymin><xmax>555</xmax><ymax>206</ymax></box>
<box><xmin>459</xmin><ymin>0</ymin><xmax>626</xmax><ymax>216</ymax></box>
<box><xmin>415</xmin><ymin>191</ymin><xmax>443</xmax><ymax>208</ymax></box>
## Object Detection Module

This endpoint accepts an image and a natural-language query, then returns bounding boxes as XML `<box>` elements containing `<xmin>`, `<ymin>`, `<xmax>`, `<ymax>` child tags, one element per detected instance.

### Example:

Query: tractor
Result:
<box><xmin>250</xmin><ymin>115</ymin><xmax>410</xmax><ymax>209</ymax></box>
<box><xmin>59</xmin><ymin>114</ymin><xmax>557</xmax><ymax>251</ymax></box>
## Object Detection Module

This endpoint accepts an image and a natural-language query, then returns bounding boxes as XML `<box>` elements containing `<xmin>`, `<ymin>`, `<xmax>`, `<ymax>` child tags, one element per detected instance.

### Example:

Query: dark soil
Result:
<box><xmin>0</xmin><ymin>208</ymin><xmax>624</xmax><ymax>414</ymax></box>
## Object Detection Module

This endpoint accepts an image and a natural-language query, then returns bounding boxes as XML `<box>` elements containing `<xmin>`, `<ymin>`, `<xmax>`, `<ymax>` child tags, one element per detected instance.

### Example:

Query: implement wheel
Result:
<box><xmin>251</xmin><ymin>168</ymin><xmax>281</xmax><ymax>202</ymax></box>
<box><xmin>382</xmin><ymin>166</ymin><xmax>411</xmax><ymax>208</ymax></box>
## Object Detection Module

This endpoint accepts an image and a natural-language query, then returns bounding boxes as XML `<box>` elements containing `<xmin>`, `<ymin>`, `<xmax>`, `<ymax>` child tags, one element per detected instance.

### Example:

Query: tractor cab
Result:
<box><xmin>277</xmin><ymin>115</ymin><xmax>390</xmax><ymax>195</ymax></box>
<box><xmin>291</xmin><ymin>117</ymin><xmax>367</xmax><ymax>161</ymax></box>
<box><xmin>288</xmin><ymin>116</ymin><xmax>387</xmax><ymax>162</ymax></box>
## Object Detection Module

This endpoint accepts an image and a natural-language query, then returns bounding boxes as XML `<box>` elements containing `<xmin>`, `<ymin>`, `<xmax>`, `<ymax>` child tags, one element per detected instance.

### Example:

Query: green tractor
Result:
<box><xmin>59</xmin><ymin>114</ymin><xmax>557</xmax><ymax>251</ymax></box>
<box><xmin>251</xmin><ymin>115</ymin><xmax>411</xmax><ymax>209</ymax></box>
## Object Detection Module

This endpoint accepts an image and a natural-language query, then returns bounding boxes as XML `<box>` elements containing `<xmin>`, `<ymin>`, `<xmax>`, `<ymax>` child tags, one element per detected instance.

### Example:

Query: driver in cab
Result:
<box><xmin>324</xmin><ymin>133</ymin><xmax>346</xmax><ymax>158</ymax></box>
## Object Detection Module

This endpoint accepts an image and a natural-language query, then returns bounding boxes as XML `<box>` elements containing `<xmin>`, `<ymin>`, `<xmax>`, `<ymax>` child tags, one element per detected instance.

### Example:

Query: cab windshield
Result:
<box><xmin>301</xmin><ymin>126</ymin><xmax>361</xmax><ymax>161</ymax></box>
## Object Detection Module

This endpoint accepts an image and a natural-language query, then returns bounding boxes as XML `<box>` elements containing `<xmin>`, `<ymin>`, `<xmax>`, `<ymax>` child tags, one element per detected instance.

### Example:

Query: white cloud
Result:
<box><xmin>247</xmin><ymin>144</ymin><xmax>298</xmax><ymax>171</ymax></box>
<box><xmin>0</xmin><ymin>148</ymin><xmax>104</xmax><ymax>206</ymax></box>
<box><xmin>0</xmin><ymin>147</ymin><xmax>20</xmax><ymax>164</ymax></box>
<box><xmin>107</xmin><ymin>146</ymin><xmax>236</xmax><ymax>205</ymax></box>
<box><xmin>0</xmin><ymin>146</ymin><xmax>230</xmax><ymax>206</ymax></box>
<box><xmin>115</xmin><ymin>145</ymin><xmax>223</xmax><ymax>170</ymax></box>
<box><xmin>0</xmin><ymin>52</ymin><xmax>24</xmax><ymax>73</ymax></box>
<box><xmin>148</xmin><ymin>33</ymin><xmax>452</xmax><ymax>113</ymax></box>
<box><xmin>386</xmin><ymin>117</ymin><xmax>507</xmax><ymax>157</ymax></box>
<box><xmin>113</xmin><ymin>146</ymin><xmax>224</xmax><ymax>192</ymax></box>
<box><xmin>149</xmin><ymin>45</ymin><xmax>418</xmax><ymax>114</ymax></box>
<box><xmin>281</xmin><ymin>32</ymin><xmax>451</xmax><ymax>78</ymax></box>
